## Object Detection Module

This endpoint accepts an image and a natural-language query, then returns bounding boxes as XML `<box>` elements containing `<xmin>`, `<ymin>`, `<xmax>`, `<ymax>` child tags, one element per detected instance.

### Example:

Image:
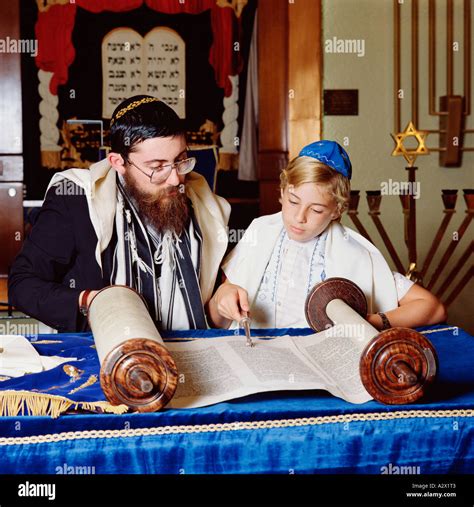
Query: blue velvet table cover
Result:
<box><xmin>0</xmin><ymin>325</ymin><xmax>473</xmax><ymax>474</ymax></box>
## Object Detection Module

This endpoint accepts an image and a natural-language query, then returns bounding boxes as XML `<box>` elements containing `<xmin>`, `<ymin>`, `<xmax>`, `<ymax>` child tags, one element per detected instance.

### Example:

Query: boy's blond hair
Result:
<box><xmin>280</xmin><ymin>156</ymin><xmax>351</xmax><ymax>217</ymax></box>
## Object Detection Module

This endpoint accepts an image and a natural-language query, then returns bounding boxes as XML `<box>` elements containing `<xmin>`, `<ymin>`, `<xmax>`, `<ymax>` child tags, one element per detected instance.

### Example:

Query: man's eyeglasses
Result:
<box><xmin>125</xmin><ymin>156</ymin><xmax>196</xmax><ymax>184</ymax></box>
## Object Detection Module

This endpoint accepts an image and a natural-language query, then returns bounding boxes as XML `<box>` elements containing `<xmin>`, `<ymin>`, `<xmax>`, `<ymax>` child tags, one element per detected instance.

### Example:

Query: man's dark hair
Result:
<box><xmin>110</xmin><ymin>95</ymin><xmax>186</xmax><ymax>159</ymax></box>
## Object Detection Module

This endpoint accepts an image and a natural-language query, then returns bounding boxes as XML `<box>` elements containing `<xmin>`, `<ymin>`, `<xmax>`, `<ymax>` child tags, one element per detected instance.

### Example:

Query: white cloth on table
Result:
<box><xmin>0</xmin><ymin>335</ymin><xmax>76</xmax><ymax>378</ymax></box>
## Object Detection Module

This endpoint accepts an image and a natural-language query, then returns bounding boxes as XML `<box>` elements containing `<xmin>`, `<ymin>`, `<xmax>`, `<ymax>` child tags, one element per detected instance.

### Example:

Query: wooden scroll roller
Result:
<box><xmin>305</xmin><ymin>277</ymin><xmax>438</xmax><ymax>404</ymax></box>
<box><xmin>88</xmin><ymin>285</ymin><xmax>178</xmax><ymax>412</ymax></box>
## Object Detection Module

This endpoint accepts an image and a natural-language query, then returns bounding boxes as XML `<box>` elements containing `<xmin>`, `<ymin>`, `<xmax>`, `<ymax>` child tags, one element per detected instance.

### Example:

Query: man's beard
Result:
<box><xmin>123</xmin><ymin>172</ymin><xmax>190</xmax><ymax>236</ymax></box>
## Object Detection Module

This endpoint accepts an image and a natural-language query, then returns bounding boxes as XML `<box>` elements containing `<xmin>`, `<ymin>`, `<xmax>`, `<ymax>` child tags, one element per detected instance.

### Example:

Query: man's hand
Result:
<box><xmin>207</xmin><ymin>282</ymin><xmax>250</xmax><ymax>328</ymax></box>
<box><xmin>78</xmin><ymin>290</ymin><xmax>100</xmax><ymax>311</ymax></box>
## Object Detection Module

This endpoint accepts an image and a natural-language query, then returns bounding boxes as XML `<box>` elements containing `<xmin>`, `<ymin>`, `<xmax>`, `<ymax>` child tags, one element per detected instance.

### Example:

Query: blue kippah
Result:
<box><xmin>299</xmin><ymin>140</ymin><xmax>352</xmax><ymax>180</ymax></box>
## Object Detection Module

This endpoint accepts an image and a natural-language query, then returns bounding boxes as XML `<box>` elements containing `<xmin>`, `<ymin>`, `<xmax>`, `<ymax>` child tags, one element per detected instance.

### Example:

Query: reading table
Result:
<box><xmin>0</xmin><ymin>325</ymin><xmax>473</xmax><ymax>474</ymax></box>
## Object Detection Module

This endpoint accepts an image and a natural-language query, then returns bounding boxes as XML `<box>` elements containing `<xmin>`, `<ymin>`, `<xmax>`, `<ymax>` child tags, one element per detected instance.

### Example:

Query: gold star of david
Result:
<box><xmin>391</xmin><ymin>121</ymin><xmax>430</xmax><ymax>167</ymax></box>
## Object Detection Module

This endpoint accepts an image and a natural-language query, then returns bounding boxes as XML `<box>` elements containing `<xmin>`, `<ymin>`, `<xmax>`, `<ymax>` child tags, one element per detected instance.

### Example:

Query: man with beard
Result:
<box><xmin>8</xmin><ymin>96</ymin><xmax>230</xmax><ymax>332</ymax></box>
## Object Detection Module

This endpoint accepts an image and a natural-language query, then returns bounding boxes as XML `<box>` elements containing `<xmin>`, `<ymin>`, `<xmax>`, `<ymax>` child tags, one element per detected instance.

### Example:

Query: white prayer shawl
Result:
<box><xmin>222</xmin><ymin>212</ymin><xmax>399</xmax><ymax>327</ymax></box>
<box><xmin>46</xmin><ymin>158</ymin><xmax>231</xmax><ymax>306</ymax></box>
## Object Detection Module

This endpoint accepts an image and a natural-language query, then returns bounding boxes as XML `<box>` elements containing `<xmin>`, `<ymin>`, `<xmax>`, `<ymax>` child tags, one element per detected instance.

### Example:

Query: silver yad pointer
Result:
<box><xmin>239</xmin><ymin>316</ymin><xmax>254</xmax><ymax>347</ymax></box>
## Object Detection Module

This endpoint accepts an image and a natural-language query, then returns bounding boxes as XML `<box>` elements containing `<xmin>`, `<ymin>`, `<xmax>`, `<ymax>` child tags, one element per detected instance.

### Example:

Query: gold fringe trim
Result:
<box><xmin>0</xmin><ymin>408</ymin><xmax>473</xmax><ymax>446</ymax></box>
<box><xmin>0</xmin><ymin>390</ymin><xmax>128</xmax><ymax>419</ymax></box>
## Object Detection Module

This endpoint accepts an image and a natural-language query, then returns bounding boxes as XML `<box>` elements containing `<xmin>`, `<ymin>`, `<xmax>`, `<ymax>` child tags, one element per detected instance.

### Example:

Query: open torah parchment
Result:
<box><xmin>89</xmin><ymin>286</ymin><xmax>375</xmax><ymax>410</ymax></box>
<box><xmin>167</xmin><ymin>319</ymin><xmax>374</xmax><ymax>409</ymax></box>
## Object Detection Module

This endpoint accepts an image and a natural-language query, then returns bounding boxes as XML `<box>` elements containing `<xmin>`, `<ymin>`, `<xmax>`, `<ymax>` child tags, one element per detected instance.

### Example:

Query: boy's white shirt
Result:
<box><xmin>222</xmin><ymin>212</ymin><xmax>399</xmax><ymax>326</ymax></box>
<box><xmin>46</xmin><ymin>158</ymin><xmax>231</xmax><ymax>305</ymax></box>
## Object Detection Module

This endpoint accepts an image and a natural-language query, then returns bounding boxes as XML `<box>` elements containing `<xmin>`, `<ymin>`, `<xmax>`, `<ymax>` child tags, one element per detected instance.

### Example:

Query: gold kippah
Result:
<box><xmin>109</xmin><ymin>97</ymin><xmax>161</xmax><ymax>126</ymax></box>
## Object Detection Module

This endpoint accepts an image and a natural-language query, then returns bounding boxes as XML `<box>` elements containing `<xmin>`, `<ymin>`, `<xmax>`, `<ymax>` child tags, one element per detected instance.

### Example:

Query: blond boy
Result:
<box><xmin>208</xmin><ymin>140</ymin><xmax>446</xmax><ymax>330</ymax></box>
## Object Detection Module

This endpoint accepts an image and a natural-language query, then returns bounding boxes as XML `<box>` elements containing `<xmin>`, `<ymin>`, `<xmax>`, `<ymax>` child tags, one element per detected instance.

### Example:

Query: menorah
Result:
<box><xmin>347</xmin><ymin>188</ymin><xmax>473</xmax><ymax>308</ymax></box>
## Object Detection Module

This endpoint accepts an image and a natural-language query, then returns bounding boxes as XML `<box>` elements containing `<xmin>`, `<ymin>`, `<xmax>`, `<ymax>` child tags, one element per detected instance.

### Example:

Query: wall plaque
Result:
<box><xmin>324</xmin><ymin>89</ymin><xmax>358</xmax><ymax>116</ymax></box>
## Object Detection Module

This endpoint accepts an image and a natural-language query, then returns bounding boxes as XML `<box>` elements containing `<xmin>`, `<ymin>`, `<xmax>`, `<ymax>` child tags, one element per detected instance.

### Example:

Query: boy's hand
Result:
<box><xmin>213</xmin><ymin>283</ymin><xmax>250</xmax><ymax>323</ymax></box>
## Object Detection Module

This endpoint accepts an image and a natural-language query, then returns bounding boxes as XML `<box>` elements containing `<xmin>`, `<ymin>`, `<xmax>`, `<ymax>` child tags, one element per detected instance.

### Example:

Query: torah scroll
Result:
<box><xmin>88</xmin><ymin>280</ymin><xmax>437</xmax><ymax>412</ymax></box>
<box><xmin>305</xmin><ymin>278</ymin><xmax>438</xmax><ymax>404</ymax></box>
<box><xmin>88</xmin><ymin>285</ymin><xmax>178</xmax><ymax>412</ymax></box>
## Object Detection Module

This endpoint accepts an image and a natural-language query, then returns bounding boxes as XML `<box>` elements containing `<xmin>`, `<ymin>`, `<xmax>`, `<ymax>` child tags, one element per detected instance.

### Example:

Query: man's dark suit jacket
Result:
<box><xmin>8</xmin><ymin>183</ymin><xmax>110</xmax><ymax>332</ymax></box>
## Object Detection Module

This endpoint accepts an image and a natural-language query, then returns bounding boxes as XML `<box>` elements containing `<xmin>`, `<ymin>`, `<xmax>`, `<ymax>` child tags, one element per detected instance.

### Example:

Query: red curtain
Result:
<box><xmin>35</xmin><ymin>0</ymin><xmax>242</xmax><ymax>96</ymax></box>
<box><xmin>35</xmin><ymin>4</ymin><xmax>76</xmax><ymax>94</ymax></box>
<box><xmin>144</xmin><ymin>0</ymin><xmax>215</xmax><ymax>14</ymax></box>
<box><xmin>77</xmin><ymin>0</ymin><xmax>144</xmax><ymax>13</ymax></box>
